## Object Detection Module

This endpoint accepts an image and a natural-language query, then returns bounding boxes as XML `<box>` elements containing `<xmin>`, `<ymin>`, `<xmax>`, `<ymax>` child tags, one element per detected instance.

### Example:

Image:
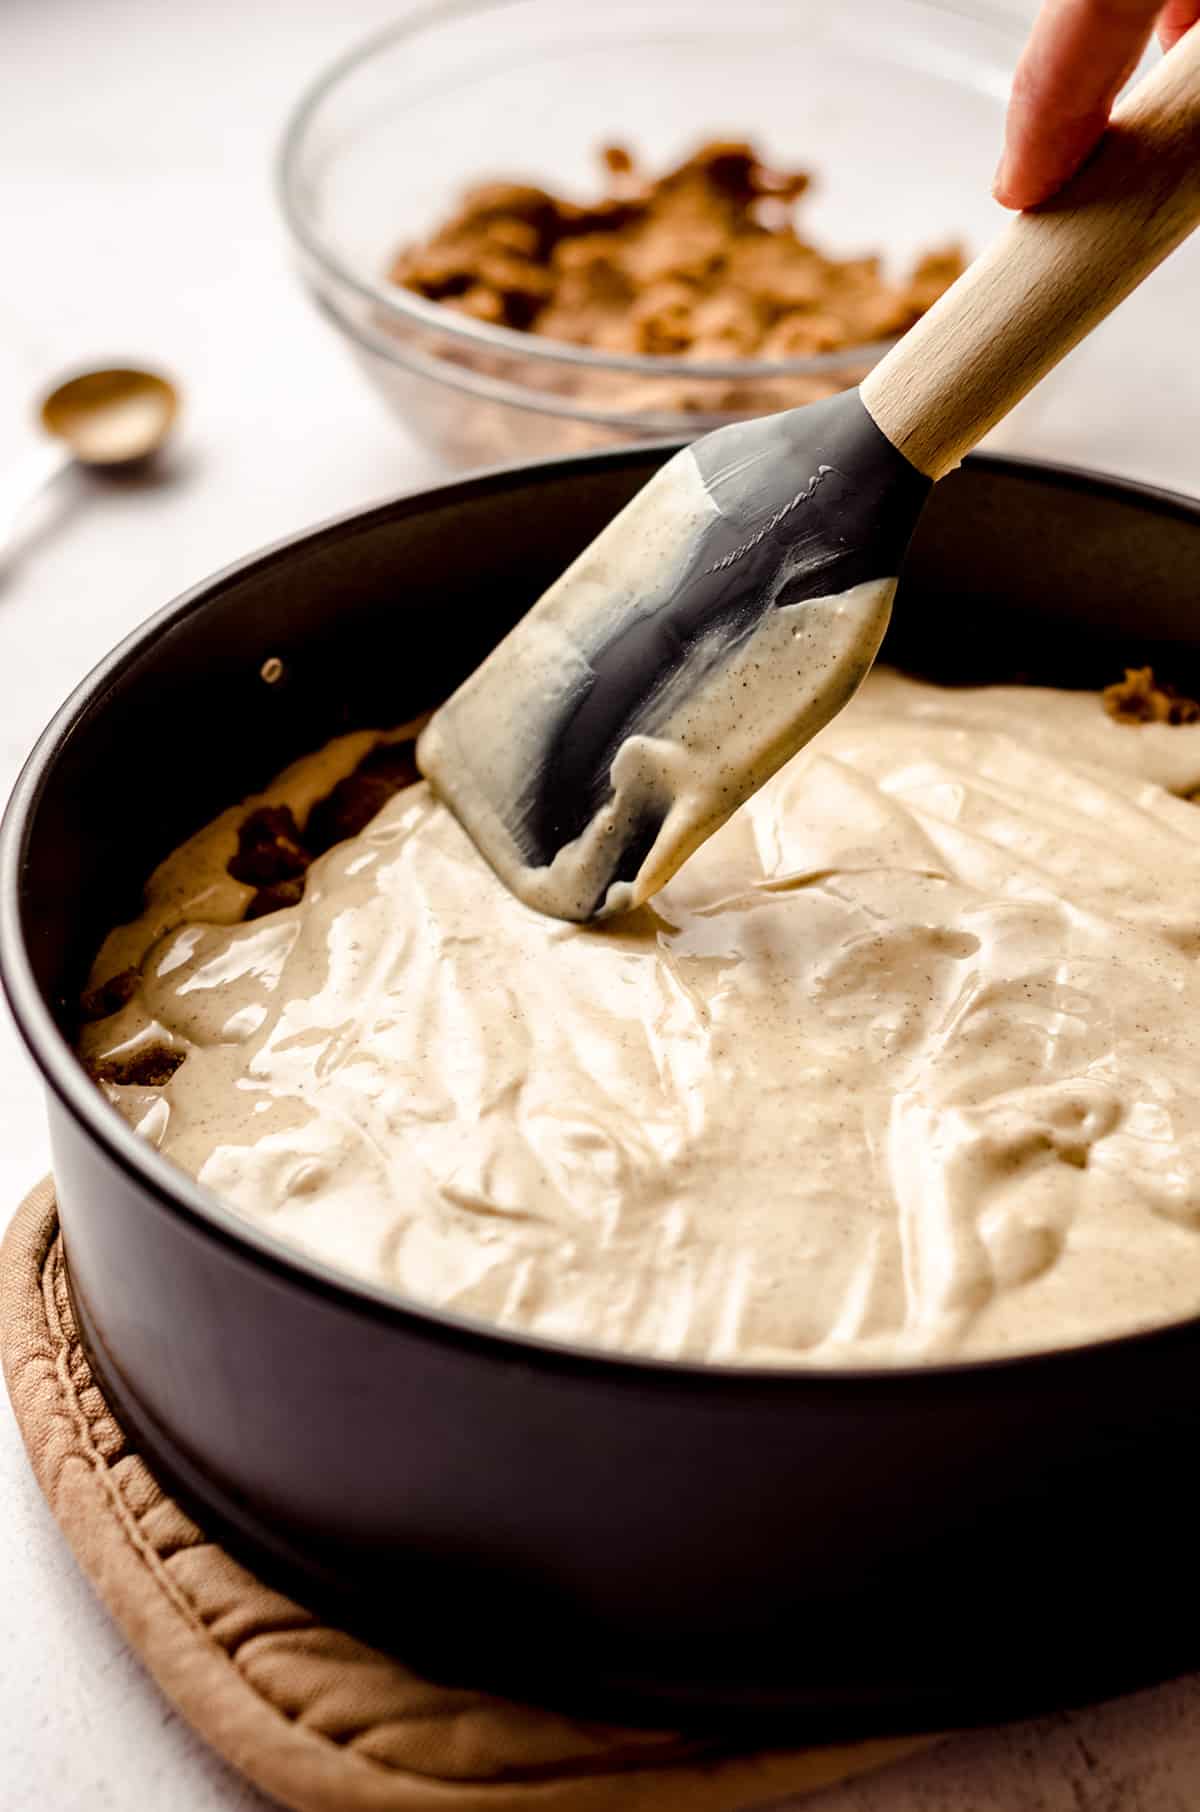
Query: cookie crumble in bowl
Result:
<box><xmin>277</xmin><ymin>0</ymin><xmax>1020</xmax><ymax>464</ymax></box>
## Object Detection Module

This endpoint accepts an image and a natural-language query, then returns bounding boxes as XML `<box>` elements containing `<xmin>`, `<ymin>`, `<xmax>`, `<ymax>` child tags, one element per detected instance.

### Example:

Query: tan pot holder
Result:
<box><xmin>1</xmin><ymin>1180</ymin><xmax>933</xmax><ymax>1812</ymax></box>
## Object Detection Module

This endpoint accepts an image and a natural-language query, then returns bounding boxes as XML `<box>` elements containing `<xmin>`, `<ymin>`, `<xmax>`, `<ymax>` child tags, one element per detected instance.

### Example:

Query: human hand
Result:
<box><xmin>994</xmin><ymin>0</ymin><xmax>1200</xmax><ymax>209</ymax></box>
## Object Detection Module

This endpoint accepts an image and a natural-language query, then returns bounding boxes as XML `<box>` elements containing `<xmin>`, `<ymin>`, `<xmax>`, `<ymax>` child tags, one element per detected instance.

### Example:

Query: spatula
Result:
<box><xmin>418</xmin><ymin>28</ymin><xmax>1200</xmax><ymax>923</ymax></box>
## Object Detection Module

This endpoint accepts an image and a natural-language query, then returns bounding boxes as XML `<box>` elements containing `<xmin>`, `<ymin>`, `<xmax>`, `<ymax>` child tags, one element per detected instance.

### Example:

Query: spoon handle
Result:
<box><xmin>0</xmin><ymin>440</ymin><xmax>72</xmax><ymax>559</ymax></box>
<box><xmin>860</xmin><ymin>25</ymin><xmax>1200</xmax><ymax>482</ymax></box>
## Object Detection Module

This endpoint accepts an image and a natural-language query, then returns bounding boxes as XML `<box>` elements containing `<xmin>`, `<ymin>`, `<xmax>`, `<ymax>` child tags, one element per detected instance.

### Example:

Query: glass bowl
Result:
<box><xmin>278</xmin><ymin>0</ymin><xmax>1023</xmax><ymax>469</ymax></box>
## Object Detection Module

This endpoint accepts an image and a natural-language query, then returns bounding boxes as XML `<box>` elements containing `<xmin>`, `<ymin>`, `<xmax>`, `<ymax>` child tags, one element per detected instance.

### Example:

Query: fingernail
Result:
<box><xmin>992</xmin><ymin>153</ymin><xmax>1010</xmax><ymax>201</ymax></box>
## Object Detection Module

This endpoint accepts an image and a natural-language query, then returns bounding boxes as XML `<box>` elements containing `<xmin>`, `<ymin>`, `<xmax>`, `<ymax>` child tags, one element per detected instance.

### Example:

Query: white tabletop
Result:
<box><xmin>3</xmin><ymin>1</ymin><xmax>1200</xmax><ymax>1806</ymax></box>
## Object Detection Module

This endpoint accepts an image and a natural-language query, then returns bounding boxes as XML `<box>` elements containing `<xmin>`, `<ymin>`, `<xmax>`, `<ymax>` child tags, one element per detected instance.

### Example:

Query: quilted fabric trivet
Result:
<box><xmin>0</xmin><ymin>1180</ymin><xmax>931</xmax><ymax>1811</ymax></box>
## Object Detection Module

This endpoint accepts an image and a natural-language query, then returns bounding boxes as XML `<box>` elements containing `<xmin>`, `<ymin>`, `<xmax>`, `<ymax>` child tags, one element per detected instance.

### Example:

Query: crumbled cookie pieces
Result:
<box><xmin>389</xmin><ymin>139</ymin><xmax>966</xmax><ymax>363</ymax></box>
<box><xmin>92</xmin><ymin>1046</ymin><xmax>186</xmax><ymax>1088</ymax></box>
<box><xmin>79</xmin><ymin>737</ymin><xmax>423</xmax><ymax>1076</ymax></box>
<box><xmin>228</xmin><ymin>805</ymin><xmax>312</xmax><ymax>888</ymax></box>
<box><xmin>228</xmin><ymin>740</ymin><xmax>421</xmax><ymax>919</ymax></box>
<box><xmin>1103</xmin><ymin>667</ymin><xmax>1200</xmax><ymax>726</ymax></box>
<box><xmin>79</xmin><ymin>966</ymin><xmax>141</xmax><ymax>1025</ymax></box>
<box><xmin>305</xmin><ymin>741</ymin><xmax>421</xmax><ymax>853</ymax></box>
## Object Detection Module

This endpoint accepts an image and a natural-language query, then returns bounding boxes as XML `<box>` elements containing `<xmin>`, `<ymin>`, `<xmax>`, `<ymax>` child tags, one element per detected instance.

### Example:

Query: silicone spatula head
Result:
<box><xmin>417</xmin><ymin>392</ymin><xmax>928</xmax><ymax>921</ymax></box>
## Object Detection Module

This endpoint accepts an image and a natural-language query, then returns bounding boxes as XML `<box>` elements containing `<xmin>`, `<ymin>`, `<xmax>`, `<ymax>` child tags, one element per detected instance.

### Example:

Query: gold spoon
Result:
<box><xmin>3</xmin><ymin>365</ymin><xmax>180</xmax><ymax>555</ymax></box>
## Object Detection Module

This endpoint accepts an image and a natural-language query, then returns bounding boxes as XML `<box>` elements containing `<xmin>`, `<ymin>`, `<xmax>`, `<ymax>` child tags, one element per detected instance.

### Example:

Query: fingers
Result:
<box><xmin>994</xmin><ymin>0</ymin><xmax>1164</xmax><ymax>209</ymax></box>
<box><xmin>1158</xmin><ymin>0</ymin><xmax>1200</xmax><ymax>49</ymax></box>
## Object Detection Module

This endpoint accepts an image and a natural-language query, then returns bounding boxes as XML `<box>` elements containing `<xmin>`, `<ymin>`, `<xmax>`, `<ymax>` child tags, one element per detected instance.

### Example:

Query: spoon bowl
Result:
<box><xmin>40</xmin><ymin>366</ymin><xmax>179</xmax><ymax>468</ymax></box>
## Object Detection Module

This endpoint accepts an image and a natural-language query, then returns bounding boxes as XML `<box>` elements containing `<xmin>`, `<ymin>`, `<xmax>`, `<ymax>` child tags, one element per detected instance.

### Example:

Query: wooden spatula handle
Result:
<box><xmin>860</xmin><ymin>26</ymin><xmax>1200</xmax><ymax>481</ymax></box>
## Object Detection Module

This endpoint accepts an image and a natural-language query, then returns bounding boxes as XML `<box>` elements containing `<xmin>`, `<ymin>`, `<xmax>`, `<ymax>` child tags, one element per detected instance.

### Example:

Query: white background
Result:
<box><xmin>3</xmin><ymin>1</ymin><xmax>1200</xmax><ymax>1806</ymax></box>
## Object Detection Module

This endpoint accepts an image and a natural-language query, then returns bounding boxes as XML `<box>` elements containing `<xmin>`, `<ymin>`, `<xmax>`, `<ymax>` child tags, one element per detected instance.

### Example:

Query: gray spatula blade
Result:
<box><xmin>418</xmin><ymin>389</ymin><xmax>930</xmax><ymax>921</ymax></box>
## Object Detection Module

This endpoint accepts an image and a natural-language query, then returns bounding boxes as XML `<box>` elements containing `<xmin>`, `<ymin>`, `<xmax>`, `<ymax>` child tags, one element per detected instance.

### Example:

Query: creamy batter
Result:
<box><xmin>81</xmin><ymin>672</ymin><xmax>1200</xmax><ymax>1367</ymax></box>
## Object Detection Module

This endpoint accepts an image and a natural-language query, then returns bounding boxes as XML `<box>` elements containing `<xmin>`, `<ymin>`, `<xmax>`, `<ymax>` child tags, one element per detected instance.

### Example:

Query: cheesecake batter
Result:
<box><xmin>81</xmin><ymin>671</ymin><xmax>1200</xmax><ymax>1366</ymax></box>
